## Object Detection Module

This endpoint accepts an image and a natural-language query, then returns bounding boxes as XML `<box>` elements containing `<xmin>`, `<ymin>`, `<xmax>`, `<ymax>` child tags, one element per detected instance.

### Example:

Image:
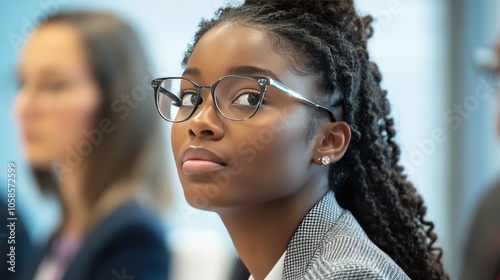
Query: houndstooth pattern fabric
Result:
<box><xmin>282</xmin><ymin>191</ymin><xmax>410</xmax><ymax>280</ymax></box>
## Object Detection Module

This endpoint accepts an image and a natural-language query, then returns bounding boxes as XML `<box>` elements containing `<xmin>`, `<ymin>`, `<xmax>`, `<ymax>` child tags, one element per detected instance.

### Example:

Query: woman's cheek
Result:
<box><xmin>230</xmin><ymin>120</ymin><xmax>301</xmax><ymax>186</ymax></box>
<box><xmin>49</xmin><ymin>95</ymin><xmax>100</xmax><ymax>161</ymax></box>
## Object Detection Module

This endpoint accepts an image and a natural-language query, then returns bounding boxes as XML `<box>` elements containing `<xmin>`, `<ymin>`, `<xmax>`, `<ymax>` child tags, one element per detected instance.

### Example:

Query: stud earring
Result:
<box><xmin>318</xmin><ymin>156</ymin><xmax>330</xmax><ymax>166</ymax></box>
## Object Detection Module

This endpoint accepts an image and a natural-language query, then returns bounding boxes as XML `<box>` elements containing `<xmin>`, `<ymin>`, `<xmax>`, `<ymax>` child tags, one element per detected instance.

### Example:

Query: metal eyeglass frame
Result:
<box><xmin>150</xmin><ymin>75</ymin><xmax>336</xmax><ymax>123</ymax></box>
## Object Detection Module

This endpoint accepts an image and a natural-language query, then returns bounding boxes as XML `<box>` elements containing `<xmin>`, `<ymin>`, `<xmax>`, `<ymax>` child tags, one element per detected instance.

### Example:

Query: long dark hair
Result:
<box><xmin>182</xmin><ymin>1</ymin><xmax>448</xmax><ymax>279</ymax></box>
<box><xmin>33</xmin><ymin>11</ymin><xmax>169</xmax><ymax>222</ymax></box>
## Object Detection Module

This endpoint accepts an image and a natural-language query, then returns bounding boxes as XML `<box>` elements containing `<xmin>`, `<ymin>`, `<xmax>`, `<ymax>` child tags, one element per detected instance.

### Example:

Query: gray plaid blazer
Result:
<box><xmin>282</xmin><ymin>191</ymin><xmax>410</xmax><ymax>280</ymax></box>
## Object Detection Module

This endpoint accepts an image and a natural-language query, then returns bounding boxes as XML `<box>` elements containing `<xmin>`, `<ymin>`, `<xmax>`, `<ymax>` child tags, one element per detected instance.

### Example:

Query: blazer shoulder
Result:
<box><xmin>80</xmin><ymin>200</ymin><xmax>168</xmax><ymax>256</ymax></box>
<box><xmin>96</xmin><ymin>200</ymin><xmax>165</xmax><ymax>238</ymax></box>
<box><xmin>304</xmin><ymin>210</ymin><xmax>410</xmax><ymax>280</ymax></box>
<box><xmin>84</xmin><ymin>221</ymin><xmax>170</xmax><ymax>280</ymax></box>
<box><xmin>303</xmin><ymin>258</ymin><xmax>409</xmax><ymax>280</ymax></box>
<box><xmin>63</xmin><ymin>201</ymin><xmax>170</xmax><ymax>280</ymax></box>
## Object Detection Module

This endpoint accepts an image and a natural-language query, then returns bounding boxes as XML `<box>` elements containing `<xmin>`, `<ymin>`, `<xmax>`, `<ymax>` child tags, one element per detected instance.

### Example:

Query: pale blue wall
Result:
<box><xmin>1</xmin><ymin>1</ymin><xmax>499</xmax><ymax>279</ymax></box>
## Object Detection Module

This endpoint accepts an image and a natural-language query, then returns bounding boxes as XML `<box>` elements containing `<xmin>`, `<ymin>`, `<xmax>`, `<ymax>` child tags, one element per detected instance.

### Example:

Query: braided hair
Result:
<box><xmin>182</xmin><ymin>1</ymin><xmax>448</xmax><ymax>279</ymax></box>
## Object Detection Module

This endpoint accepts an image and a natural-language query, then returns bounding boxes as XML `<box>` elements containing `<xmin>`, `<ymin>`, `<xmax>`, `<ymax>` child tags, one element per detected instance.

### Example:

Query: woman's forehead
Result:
<box><xmin>186</xmin><ymin>24</ymin><xmax>289</xmax><ymax>78</ymax></box>
<box><xmin>185</xmin><ymin>23</ymin><xmax>320</xmax><ymax>100</ymax></box>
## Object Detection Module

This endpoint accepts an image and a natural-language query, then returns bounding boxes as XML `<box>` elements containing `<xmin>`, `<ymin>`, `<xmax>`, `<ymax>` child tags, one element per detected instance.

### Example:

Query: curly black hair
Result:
<box><xmin>182</xmin><ymin>0</ymin><xmax>448</xmax><ymax>279</ymax></box>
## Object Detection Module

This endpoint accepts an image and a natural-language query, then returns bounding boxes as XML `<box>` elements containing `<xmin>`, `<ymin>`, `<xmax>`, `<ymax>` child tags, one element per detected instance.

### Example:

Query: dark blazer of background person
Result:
<box><xmin>17</xmin><ymin>200</ymin><xmax>170</xmax><ymax>280</ymax></box>
<box><xmin>0</xmin><ymin>198</ymin><xmax>32</xmax><ymax>280</ymax></box>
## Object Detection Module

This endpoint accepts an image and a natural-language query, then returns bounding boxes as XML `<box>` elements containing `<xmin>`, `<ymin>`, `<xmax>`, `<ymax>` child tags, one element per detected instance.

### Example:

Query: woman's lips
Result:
<box><xmin>181</xmin><ymin>147</ymin><xmax>228</xmax><ymax>174</ymax></box>
<box><xmin>23</xmin><ymin>130</ymin><xmax>40</xmax><ymax>142</ymax></box>
<box><xmin>182</xmin><ymin>160</ymin><xmax>226</xmax><ymax>174</ymax></box>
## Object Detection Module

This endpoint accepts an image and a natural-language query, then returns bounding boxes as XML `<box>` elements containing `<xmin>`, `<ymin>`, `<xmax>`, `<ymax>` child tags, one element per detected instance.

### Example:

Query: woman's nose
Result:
<box><xmin>15</xmin><ymin>86</ymin><xmax>37</xmax><ymax>119</ymax></box>
<box><xmin>187</xmin><ymin>91</ymin><xmax>224</xmax><ymax>140</ymax></box>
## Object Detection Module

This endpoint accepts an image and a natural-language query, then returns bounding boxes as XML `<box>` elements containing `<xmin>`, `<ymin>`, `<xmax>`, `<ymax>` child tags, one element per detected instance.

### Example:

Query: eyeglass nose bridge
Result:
<box><xmin>192</xmin><ymin>84</ymin><xmax>215</xmax><ymax>105</ymax></box>
<box><xmin>196</xmin><ymin>85</ymin><xmax>214</xmax><ymax>96</ymax></box>
<box><xmin>188</xmin><ymin>84</ymin><xmax>221</xmax><ymax>119</ymax></box>
<box><xmin>197</xmin><ymin>85</ymin><xmax>213</xmax><ymax>91</ymax></box>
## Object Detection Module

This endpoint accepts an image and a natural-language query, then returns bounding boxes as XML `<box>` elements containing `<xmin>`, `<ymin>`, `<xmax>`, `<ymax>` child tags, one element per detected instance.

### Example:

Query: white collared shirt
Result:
<box><xmin>248</xmin><ymin>252</ymin><xmax>286</xmax><ymax>280</ymax></box>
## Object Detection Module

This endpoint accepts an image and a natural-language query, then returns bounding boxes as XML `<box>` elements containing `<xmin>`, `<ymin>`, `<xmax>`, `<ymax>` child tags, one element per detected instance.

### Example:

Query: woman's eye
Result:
<box><xmin>44</xmin><ymin>81</ymin><xmax>67</xmax><ymax>93</ymax></box>
<box><xmin>17</xmin><ymin>79</ymin><xmax>24</xmax><ymax>90</ymax></box>
<box><xmin>233</xmin><ymin>90</ymin><xmax>261</xmax><ymax>106</ymax></box>
<box><xmin>180</xmin><ymin>91</ymin><xmax>198</xmax><ymax>107</ymax></box>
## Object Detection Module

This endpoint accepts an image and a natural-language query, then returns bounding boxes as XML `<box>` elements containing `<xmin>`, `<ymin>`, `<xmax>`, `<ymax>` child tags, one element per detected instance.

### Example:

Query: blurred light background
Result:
<box><xmin>0</xmin><ymin>0</ymin><xmax>499</xmax><ymax>279</ymax></box>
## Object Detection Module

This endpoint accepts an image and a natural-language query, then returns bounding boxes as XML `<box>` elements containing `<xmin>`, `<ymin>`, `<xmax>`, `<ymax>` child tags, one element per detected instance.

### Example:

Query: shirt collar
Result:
<box><xmin>248</xmin><ymin>251</ymin><xmax>286</xmax><ymax>280</ymax></box>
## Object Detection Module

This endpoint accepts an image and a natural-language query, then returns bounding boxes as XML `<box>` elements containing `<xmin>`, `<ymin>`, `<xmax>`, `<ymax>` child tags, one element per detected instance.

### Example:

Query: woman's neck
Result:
<box><xmin>57</xmin><ymin>165</ymin><xmax>137</xmax><ymax>237</ymax></box>
<box><xmin>218</xmin><ymin>178</ymin><xmax>328</xmax><ymax>280</ymax></box>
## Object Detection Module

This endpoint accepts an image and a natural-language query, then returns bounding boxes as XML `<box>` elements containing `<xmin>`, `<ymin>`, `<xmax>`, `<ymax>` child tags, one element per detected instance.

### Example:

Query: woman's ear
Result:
<box><xmin>313</xmin><ymin>121</ymin><xmax>351</xmax><ymax>165</ymax></box>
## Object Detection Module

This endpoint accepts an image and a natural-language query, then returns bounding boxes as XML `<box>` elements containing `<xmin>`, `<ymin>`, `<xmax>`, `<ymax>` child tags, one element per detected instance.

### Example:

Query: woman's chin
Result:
<box><xmin>181</xmin><ymin>184</ymin><xmax>249</xmax><ymax>212</ymax></box>
<box><xmin>25</xmin><ymin>153</ymin><xmax>56</xmax><ymax>170</ymax></box>
<box><xmin>183</xmin><ymin>190</ymin><xmax>231</xmax><ymax>211</ymax></box>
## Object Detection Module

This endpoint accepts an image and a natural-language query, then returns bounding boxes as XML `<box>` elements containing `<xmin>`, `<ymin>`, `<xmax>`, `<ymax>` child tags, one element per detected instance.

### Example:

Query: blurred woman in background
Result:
<box><xmin>462</xmin><ymin>39</ymin><xmax>500</xmax><ymax>280</ymax></box>
<box><xmin>14</xmin><ymin>11</ymin><xmax>171</xmax><ymax>280</ymax></box>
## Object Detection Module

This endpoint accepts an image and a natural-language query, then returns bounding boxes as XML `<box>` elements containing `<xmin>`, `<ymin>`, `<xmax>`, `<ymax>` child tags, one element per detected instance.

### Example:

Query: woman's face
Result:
<box><xmin>15</xmin><ymin>23</ymin><xmax>101</xmax><ymax>169</ymax></box>
<box><xmin>171</xmin><ymin>24</ymin><xmax>326</xmax><ymax>210</ymax></box>
<box><xmin>497</xmin><ymin>88</ymin><xmax>500</xmax><ymax>138</ymax></box>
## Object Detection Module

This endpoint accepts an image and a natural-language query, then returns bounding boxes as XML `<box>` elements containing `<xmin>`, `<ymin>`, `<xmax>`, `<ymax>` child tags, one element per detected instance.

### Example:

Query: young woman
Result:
<box><xmin>15</xmin><ymin>12</ymin><xmax>171</xmax><ymax>280</ymax></box>
<box><xmin>152</xmin><ymin>0</ymin><xmax>448</xmax><ymax>279</ymax></box>
<box><xmin>462</xmin><ymin>40</ymin><xmax>500</xmax><ymax>280</ymax></box>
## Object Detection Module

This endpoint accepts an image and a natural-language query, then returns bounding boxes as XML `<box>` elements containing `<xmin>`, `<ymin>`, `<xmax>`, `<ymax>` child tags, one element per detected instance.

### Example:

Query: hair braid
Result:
<box><xmin>183</xmin><ymin>1</ymin><xmax>448</xmax><ymax>278</ymax></box>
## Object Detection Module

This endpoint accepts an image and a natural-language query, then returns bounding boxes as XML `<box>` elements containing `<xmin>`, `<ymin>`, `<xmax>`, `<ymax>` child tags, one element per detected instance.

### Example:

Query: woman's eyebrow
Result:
<box><xmin>182</xmin><ymin>67</ymin><xmax>200</xmax><ymax>77</ymax></box>
<box><xmin>226</xmin><ymin>65</ymin><xmax>280</xmax><ymax>80</ymax></box>
<box><xmin>182</xmin><ymin>65</ymin><xmax>281</xmax><ymax>81</ymax></box>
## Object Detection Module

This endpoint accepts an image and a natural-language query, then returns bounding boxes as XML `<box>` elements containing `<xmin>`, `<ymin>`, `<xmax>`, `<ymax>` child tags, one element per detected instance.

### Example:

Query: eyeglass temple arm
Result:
<box><xmin>152</xmin><ymin>80</ymin><xmax>182</xmax><ymax>106</ymax></box>
<box><xmin>269</xmin><ymin>79</ymin><xmax>336</xmax><ymax>122</ymax></box>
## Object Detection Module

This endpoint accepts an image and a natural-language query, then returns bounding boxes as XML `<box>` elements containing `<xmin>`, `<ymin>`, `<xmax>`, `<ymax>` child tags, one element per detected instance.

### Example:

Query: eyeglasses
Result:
<box><xmin>150</xmin><ymin>75</ymin><xmax>336</xmax><ymax>123</ymax></box>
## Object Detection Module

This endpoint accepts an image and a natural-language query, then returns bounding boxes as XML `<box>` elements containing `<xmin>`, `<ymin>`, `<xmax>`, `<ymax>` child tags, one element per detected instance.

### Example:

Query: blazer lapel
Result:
<box><xmin>282</xmin><ymin>191</ymin><xmax>342</xmax><ymax>279</ymax></box>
